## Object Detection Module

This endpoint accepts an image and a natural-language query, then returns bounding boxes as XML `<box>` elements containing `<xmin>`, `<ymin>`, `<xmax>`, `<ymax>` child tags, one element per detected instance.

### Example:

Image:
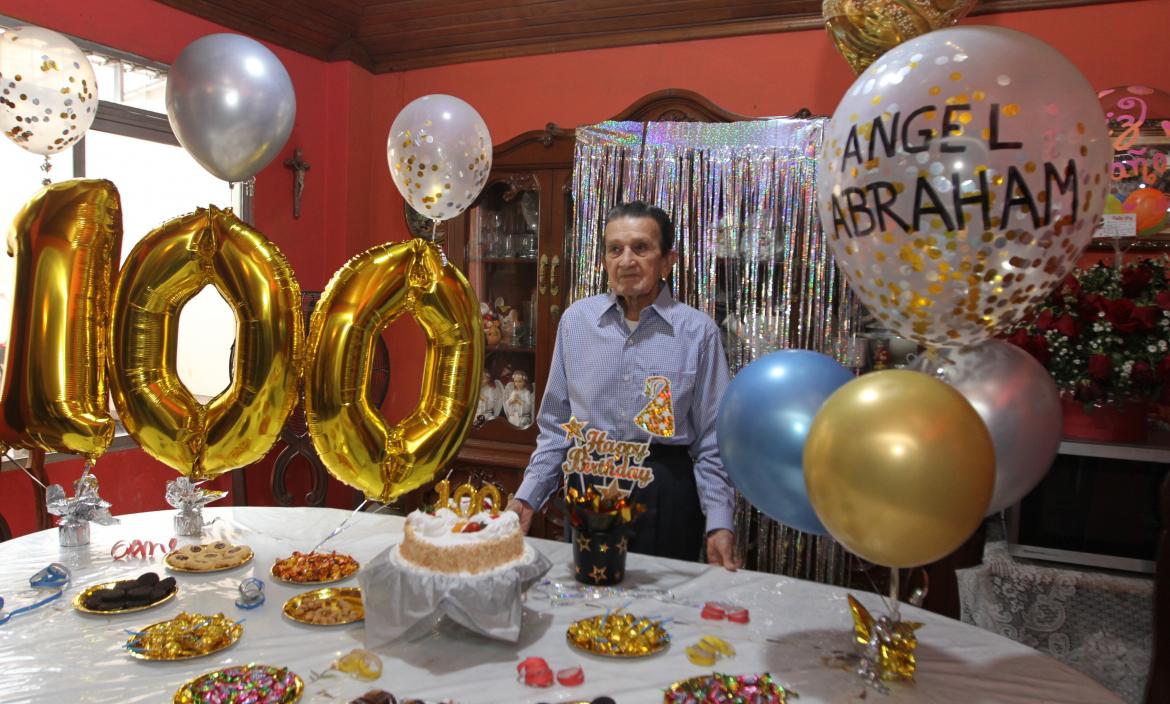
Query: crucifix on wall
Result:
<box><xmin>284</xmin><ymin>148</ymin><xmax>311</xmax><ymax>219</ymax></box>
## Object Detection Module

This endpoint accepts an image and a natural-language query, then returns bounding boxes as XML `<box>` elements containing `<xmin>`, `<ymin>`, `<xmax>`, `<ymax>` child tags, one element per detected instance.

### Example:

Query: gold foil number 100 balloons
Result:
<box><xmin>108</xmin><ymin>205</ymin><xmax>303</xmax><ymax>479</ymax></box>
<box><xmin>4</xmin><ymin>179</ymin><xmax>482</xmax><ymax>500</ymax></box>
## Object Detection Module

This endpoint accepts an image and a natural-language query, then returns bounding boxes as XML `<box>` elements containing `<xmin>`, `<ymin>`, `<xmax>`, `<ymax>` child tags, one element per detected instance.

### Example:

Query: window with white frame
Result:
<box><xmin>0</xmin><ymin>19</ymin><xmax>243</xmax><ymax>403</ymax></box>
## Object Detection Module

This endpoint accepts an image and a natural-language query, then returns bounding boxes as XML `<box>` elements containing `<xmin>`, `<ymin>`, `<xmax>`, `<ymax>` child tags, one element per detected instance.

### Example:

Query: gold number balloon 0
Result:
<box><xmin>108</xmin><ymin>206</ymin><xmax>303</xmax><ymax>479</ymax></box>
<box><xmin>305</xmin><ymin>238</ymin><xmax>483</xmax><ymax>503</ymax></box>
<box><xmin>1</xmin><ymin>179</ymin><xmax>122</xmax><ymax>461</ymax></box>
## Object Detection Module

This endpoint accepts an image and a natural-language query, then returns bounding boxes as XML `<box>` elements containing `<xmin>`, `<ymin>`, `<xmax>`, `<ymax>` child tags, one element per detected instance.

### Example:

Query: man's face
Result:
<box><xmin>603</xmin><ymin>216</ymin><xmax>676</xmax><ymax>300</ymax></box>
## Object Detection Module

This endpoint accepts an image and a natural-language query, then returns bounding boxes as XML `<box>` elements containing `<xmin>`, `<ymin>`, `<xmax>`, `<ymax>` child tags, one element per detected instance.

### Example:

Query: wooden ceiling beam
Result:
<box><xmin>154</xmin><ymin>0</ymin><xmax>1129</xmax><ymax>74</ymax></box>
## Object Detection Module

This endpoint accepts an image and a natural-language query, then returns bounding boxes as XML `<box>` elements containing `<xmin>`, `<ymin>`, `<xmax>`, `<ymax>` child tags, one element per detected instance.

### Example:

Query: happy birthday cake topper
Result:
<box><xmin>560</xmin><ymin>417</ymin><xmax>655</xmax><ymax>489</ymax></box>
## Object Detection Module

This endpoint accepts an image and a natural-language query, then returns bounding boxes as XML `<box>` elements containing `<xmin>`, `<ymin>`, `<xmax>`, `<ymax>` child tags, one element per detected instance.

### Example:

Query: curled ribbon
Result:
<box><xmin>336</xmin><ymin>649</ymin><xmax>383</xmax><ymax>681</ymax></box>
<box><xmin>0</xmin><ymin>564</ymin><xmax>72</xmax><ymax>626</ymax></box>
<box><xmin>234</xmin><ymin>578</ymin><xmax>265</xmax><ymax>610</ymax></box>
<box><xmin>517</xmin><ymin>657</ymin><xmax>554</xmax><ymax>687</ymax></box>
<box><xmin>30</xmin><ymin>563</ymin><xmax>71</xmax><ymax>588</ymax></box>
<box><xmin>556</xmin><ymin>665</ymin><xmax>585</xmax><ymax>687</ymax></box>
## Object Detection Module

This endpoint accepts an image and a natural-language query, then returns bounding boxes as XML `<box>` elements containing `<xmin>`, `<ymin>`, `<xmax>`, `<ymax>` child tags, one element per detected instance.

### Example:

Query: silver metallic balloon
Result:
<box><xmin>165</xmin><ymin>34</ymin><xmax>296</xmax><ymax>182</ymax></box>
<box><xmin>911</xmin><ymin>339</ymin><xmax>1061</xmax><ymax>514</ymax></box>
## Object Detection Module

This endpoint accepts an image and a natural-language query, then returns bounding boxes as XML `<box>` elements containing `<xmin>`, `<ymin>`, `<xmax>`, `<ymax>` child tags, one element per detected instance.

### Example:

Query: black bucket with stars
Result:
<box><xmin>571</xmin><ymin>527</ymin><xmax>629</xmax><ymax>586</ymax></box>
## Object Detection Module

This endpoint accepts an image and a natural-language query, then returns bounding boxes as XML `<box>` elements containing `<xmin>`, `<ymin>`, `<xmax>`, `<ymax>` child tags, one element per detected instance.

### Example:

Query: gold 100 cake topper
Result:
<box><xmin>434</xmin><ymin>479</ymin><xmax>501</xmax><ymax>518</ymax></box>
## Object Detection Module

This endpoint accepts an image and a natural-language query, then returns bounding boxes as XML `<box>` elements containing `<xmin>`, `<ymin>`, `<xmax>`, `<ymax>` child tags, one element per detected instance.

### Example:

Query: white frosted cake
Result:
<box><xmin>398</xmin><ymin>508</ymin><xmax>526</xmax><ymax>574</ymax></box>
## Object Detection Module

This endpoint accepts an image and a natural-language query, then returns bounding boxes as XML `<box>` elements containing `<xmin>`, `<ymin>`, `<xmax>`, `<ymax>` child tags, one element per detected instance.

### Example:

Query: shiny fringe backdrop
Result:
<box><xmin>569</xmin><ymin>119</ymin><xmax>862</xmax><ymax>585</ymax></box>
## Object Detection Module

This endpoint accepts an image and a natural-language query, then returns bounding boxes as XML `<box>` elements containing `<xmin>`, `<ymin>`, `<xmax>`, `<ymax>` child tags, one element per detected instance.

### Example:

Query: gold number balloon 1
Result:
<box><xmin>108</xmin><ymin>205</ymin><xmax>303</xmax><ymax>479</ymax></box>
<box><xmin>1</xmin><ymin>179</ymin><xmax>122</xmax><ymax>460</ymax></box>
<box><xmin>305</xmin><ymin>238</ymin><xmax>483</xmax><ymax>503</ymax></box>
<box><xmin>803</xmin><ymin>369</ymin><xmax>994</xmax><ymax>568</ymax></box>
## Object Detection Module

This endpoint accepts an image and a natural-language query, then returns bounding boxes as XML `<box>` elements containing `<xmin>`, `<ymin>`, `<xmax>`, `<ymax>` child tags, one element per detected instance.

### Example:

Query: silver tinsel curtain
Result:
<box><xmin>568</xmin><ymin>118</ymin><xmax>862</xmax><ymax>584</ymax></box>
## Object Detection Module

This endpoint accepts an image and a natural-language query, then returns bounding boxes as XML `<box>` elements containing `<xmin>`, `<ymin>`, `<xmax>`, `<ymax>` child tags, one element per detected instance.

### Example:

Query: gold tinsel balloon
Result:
<box><xmin>823</xmin><ymin>0</ymin><xmax>977</xmax><ymax>74</ymax></box>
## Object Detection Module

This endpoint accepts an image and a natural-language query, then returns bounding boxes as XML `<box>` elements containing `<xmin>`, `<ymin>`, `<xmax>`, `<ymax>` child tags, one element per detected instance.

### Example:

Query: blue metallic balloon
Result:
<box><xmin>717</xmin><ymin>350</ymin><xmax>854</xmax><ymax>535</ymax></box>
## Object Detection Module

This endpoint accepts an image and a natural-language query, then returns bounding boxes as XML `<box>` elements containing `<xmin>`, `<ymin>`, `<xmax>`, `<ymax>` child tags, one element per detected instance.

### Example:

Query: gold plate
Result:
<box><xmin>282</xmin><ymin>587</ymin><xmax>364</xmax><ymax>626</ymax></box>
<box><xmin>165</xmin><ymin>544</ymin><xmax>254</xmax><ymax>573</ymax></box>
<box><xmin>566</xmin><ymin>613</ymin><xmax>671</xmax><ymax>658</ymax></box>
<box><xmin>126</xmin><ymin>613</ymin><xmax>243</xmax><ymax>661</ymax></box>
<box><xmin>270</xmin><ymin>554</ymin><xmax>359</xmax><ymax>585</ymax></box>
<box><xmin>174</xmin><ymin>664</ymin><xmax>303</xmax><ymax>703</ymax></box>
<box><xmin>73</xmin><ymin>580</ymin><xmax>177</xmax><ymax>615</ymax></box>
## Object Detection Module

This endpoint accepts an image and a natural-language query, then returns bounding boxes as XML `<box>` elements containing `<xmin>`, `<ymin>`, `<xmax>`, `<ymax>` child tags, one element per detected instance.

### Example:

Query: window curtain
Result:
<box><xmin>568</xmin><ymin>118</ymin><xmax>862</xmax><ymax>583</ymax></box>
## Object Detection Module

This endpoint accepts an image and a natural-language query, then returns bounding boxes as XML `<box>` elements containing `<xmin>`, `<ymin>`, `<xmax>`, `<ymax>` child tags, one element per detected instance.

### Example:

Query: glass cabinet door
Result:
<box><xmin>463</xmin><ymin>174</ymin><xmax>541</xmax><ymax>437</ymax></box>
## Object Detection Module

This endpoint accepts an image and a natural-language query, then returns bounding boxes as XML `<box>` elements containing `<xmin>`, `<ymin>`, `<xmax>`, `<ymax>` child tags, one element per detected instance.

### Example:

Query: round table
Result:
<box><xmin>0</xmin><ymin>507</ymin><xmax>1123</xmax><ymax>703</ymax></box>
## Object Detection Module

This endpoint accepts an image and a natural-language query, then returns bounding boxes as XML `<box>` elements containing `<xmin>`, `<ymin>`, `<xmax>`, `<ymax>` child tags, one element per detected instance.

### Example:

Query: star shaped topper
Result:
<box><xmin>561</xmin><ymin>416</ymin><xmax>587</xmax><ymax>443</ymax></box>
<box><xmin>595</xmin><ymin>476</ymin><xmax>632</xmax><ymax>503</ymax></box>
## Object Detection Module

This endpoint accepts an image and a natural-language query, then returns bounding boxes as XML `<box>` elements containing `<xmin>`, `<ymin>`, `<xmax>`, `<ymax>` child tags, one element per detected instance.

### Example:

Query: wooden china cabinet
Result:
<box><xmin>428</xmin><ymin>90</ymin><xmax>759</xmax><ymax>539</ymax></box>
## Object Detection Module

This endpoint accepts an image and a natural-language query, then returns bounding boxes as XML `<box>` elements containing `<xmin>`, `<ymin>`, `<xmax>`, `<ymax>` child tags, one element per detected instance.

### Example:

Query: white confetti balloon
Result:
<box><xmin>387</xmin><ymin>94</ymin><xmax>492</xmax><ymax>223</ymax></box>
<box><xmin>0</xmin><ymin>26</ymin><xmax>98</xmax><ymax>157</ymax></box>
<box><xmin>818</xmin><ymin>26</ymin><xmax>1111</xmax><ymax>349</ymax></box>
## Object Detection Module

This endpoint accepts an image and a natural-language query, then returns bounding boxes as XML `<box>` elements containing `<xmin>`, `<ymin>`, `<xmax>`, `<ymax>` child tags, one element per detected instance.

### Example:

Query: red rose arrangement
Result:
<box><xmin>1005</xmin><ymin>256</ymin><xmax>1170</xmax><ymax>405</ymax></box>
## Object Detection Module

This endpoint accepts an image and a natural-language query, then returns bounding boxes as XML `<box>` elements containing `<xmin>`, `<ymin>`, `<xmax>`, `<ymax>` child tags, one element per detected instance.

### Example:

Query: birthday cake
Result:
<box><xmin>398</xmin><ymin>507</ymin><xmax>525</xmax><ymax>575</ymax></box>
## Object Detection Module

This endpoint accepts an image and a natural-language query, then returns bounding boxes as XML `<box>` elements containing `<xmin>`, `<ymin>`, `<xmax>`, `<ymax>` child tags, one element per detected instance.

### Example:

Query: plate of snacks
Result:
<box><xmin>173</xmin><ymin>664</ymin><xmax>303</xmax><ymax>703</ymax></box>
<box><xmin>566</xmin><ymin>611</ymin><xmax>670</xmax><ymax>658</ymax></box>
<box><xmin>282</xmin><ymin>587</ymin><xmax>364</xmax><ymax>626</ymax></box>
<box><xmin>74</xmin><ymin>572</ymin><xmax>177</xmax><ymax>614</ymax></box>
<box><xmin>271</xmin><ymin>551</ymin><xmax>359</xmax><ymax>585</ymax></box>
<box><xmin>165</xmin><ymin>541</ymin><xmax>254</xmax><ymax>573</ymax></box>
<box><xmin>125</xmin><ymin>611</ymin><xmax>243</xmax><ymax>660</ymax></box>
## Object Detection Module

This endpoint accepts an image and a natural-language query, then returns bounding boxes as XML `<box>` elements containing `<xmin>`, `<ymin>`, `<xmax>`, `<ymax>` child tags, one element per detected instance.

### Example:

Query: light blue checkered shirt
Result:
<box><xmin>515</xmin><ymin>285</ymin><xmax>735</xmax><ymax>533</ymax></box>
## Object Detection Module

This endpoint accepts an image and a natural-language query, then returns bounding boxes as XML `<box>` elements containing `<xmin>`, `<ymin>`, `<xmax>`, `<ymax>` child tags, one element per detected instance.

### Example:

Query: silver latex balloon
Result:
<box><xmin>911</xmin><ymin>339</ymin><xmax>1062</xmax><ymax>514</ymax></box>
<box><xmin>166</xmin><ymin>34</ymin><xmax>295</xmax><ymax>183</ymax></box>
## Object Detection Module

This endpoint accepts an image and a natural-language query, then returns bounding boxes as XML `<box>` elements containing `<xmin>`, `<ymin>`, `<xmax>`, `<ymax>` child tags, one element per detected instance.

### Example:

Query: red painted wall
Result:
<box><xmin>0</xmin><ymin>0</ymin><xmax>371</xmax><ymax>537</ymax></box>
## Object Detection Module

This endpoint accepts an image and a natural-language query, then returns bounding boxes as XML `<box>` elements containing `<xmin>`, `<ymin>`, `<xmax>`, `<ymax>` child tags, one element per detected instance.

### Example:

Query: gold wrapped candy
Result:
<box><xmin>125</xmin><ymin>611</ymin><xmax>242</xmax><ymax>661</ymax></box>
<box><xmin>566</xmin><ymin>612</ymin><xmax>669</xmax><ymax>658</ymax></box>
<box><xmin>848</xmin><ymin>595</ymin><xmax>923</xmax><ymax>683</ymax></box>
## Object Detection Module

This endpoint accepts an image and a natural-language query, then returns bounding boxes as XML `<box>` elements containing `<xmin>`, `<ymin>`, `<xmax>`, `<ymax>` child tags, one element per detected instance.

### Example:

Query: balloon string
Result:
<box><xmin>887</xmin><ymin>568</ymin><xmax>901</xmax><ymax>621</ymax></box>
<box><xmin>309</xmin><ymin>499</ymin><xmax>395</xmax><ymax>554</ymax></box>
<box><xmin>40</xmin><ymin>156</ymin><xmax>52</xmax><ymax>187</ymax></box>
<box><xmin>3</xmin><ymin>450</ymin><xmax>48</xmax><ymax>490</ymax></box>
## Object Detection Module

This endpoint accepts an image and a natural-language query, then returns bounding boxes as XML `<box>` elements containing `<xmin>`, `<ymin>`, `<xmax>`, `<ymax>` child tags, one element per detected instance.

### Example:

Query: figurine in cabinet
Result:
<box><xmin>475</xmin><ymin>371</ymin><xmax>502</xmax><ymax>425</ymax></box>
<box><xmin>504</xmin><ymin>369</ymin><xmax>534</xmax><ymax>428</ymax></box>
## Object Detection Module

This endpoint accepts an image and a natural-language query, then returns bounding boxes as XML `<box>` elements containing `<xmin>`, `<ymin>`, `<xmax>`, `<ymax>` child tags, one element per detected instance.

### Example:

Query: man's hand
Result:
<box><xmin>706</xmin><ymin>529</ymin><xmax>739</xmax><ymax>571</ymax></box>
<box><xmin>505</xmin><ymin>498</ymin><xmax>535</xmax><ymax>534</ymax></box>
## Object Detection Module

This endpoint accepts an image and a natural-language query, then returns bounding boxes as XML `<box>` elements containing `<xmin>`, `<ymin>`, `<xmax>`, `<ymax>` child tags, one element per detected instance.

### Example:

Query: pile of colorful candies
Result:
<box><xmin>272</xmin><ymin>551</ymin><xmax>359</xmax><ymax>583</ymax></box>
<box><xmin>664</xmin><ymin>673</ymin><xmax>795</xmax><ymax>703</ymax></box>
<box><xmin>126</xmin><ymin>611</ymin><xmax>241</xmax><ymax>659</ymax></box>
<box><xmin>566</xmin><ymin>612</ymin><xmax>669</xmax><ymax>656</ymax></box>
<box><xmin>174</xmin><ymin>664</ymin><xmax>301</xmax><ymax>703</ymax></box>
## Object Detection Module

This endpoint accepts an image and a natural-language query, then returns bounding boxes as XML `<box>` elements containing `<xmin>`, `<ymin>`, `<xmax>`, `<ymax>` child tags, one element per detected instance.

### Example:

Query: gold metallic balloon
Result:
<box><xmin>108</xmin><ymin>206</ymin><xmax>303</xmax><ymax>479</ymax></box>
<box><xmin>803</xmin><ymin>370</ymin><xmax>994</xmax><ymax>568</ymax></box>
<box><xmin>823</xmin><ymin>0</ymin><xmax>976</xmax><ymax>74</ymax></box>
<box><xmin>305</xmin><ymin>238</ymin><xmax>483</xmax><ymax>503</ymax></box>
<box><xmin>1</xmin><ymin>180</ymin><xmax>122</xmax><ymax>460</ymax></box>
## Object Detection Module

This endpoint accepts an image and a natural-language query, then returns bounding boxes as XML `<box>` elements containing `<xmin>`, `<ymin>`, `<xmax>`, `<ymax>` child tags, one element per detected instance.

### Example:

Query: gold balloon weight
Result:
<box><xmin>823</xmin><ymin>0</ymin><xmax>976</xmax><ymax>74</ymax></box>
<box><xmin>848</xmin><ymin>594</ymin><xmax>923</xmax><ymax>692</ymax></box>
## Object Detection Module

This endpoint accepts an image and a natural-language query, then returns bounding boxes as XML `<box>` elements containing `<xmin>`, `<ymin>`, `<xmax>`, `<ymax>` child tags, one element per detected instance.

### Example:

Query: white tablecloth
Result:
<box><xmin>0</xmin><ymin>507</ymin><xmax>1122</xmax><ymax>703</ymax></box>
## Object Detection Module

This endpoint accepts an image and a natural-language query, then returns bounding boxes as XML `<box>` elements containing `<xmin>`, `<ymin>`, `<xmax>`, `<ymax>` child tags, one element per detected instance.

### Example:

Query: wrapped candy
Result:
<box><xmin>165</xmin><ymin>476</ymin><xmax>227</xmax><ymax>536</ymax></box>
<box><xmin>848</xmin><ymin>595</ymin><xmax>923</xmax><ymax>692</ymax></box>
<box><xmin>664</xmin><ymin>672</ymin><xmax>795</xmax><ymax>703</ymax></box>
<box><xmin>46</xmin><ymin>467</ymin><xmax>118</xmax><ymax>547</ymax></box>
